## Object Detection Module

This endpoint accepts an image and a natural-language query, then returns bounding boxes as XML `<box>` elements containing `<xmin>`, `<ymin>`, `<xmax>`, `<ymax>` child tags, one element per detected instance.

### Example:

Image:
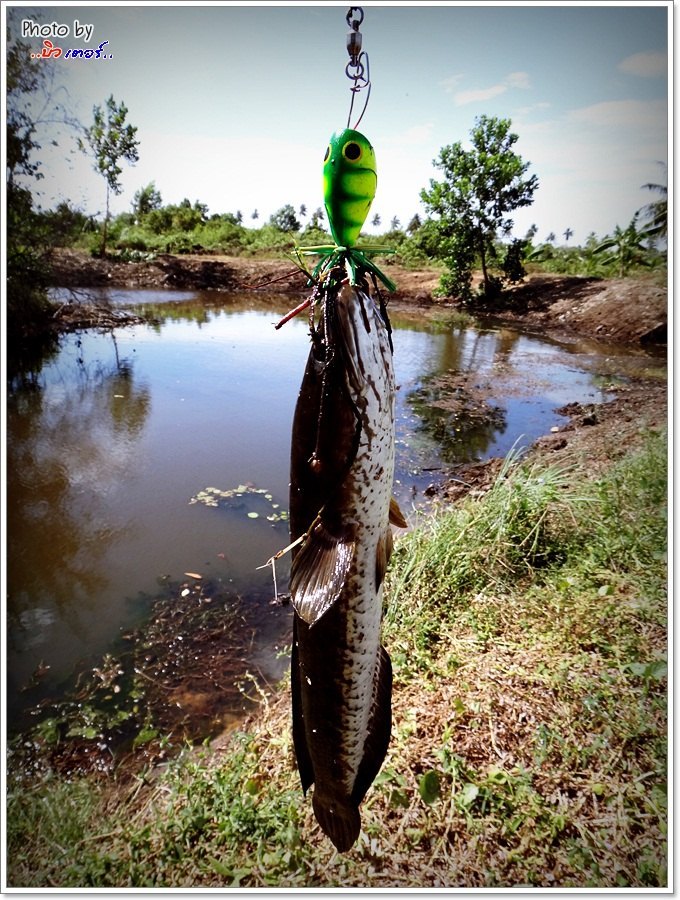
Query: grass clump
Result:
<box><xmin>384</xmin><ymin>448</ymin><xmax>588</xmax><ymax>674</ymax></box>
<box><xmin>6</xmin><ymin>430</ymin><xmax>667</xmax><ymax>888</ymax></box>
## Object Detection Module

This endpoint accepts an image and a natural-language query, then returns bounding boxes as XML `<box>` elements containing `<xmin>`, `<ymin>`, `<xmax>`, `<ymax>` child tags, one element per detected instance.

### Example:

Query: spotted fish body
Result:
<box><xmin>289</xmin><ymin>281</ymin><xmax>401</xmax><ymax>852</ymax></box>
<box><xmin>323</xmin><ymin>129</ymin><xmax>377</xmax><ymax>247</ymax></box>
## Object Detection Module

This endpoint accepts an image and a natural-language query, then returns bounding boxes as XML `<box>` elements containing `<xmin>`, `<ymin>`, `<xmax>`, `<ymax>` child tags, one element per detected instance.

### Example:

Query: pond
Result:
<box><xmin>6</xmin><ymin>289</ymin><xmax>666</xmax><ymax>730</ymax></box>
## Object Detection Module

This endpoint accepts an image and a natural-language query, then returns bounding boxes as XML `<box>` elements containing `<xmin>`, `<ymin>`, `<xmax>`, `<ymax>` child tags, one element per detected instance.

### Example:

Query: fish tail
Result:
<box><xmin>310</xmin><ymin>647</ymin><xmax>393</xmax><ymax>853</ymax></box>
<box><xmin>312</xmin><ymin>791</ymin><xmax>361</xmax><ymax>853</ymax></box>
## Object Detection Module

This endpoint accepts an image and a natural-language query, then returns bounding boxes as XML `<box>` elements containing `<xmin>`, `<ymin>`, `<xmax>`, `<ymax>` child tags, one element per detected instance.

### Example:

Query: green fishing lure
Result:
<box><xmin>323</xmin><ymin>129</ymin><xmax>377</xmax><ymax>246</ymax></box>
<box><xmin>294</xmin><ymin>128</ymin><xmax>396</xmax><ymax>293</ymax></box>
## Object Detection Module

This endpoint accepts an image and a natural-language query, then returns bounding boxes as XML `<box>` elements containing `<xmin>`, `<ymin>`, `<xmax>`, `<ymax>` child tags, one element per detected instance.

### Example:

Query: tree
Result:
<box><xmin>421</xmin><ymin>116</ymin><xmax>538</xmax><ymax>301</ymax></box>
<box><xmin>269</xmin><ymin>204</ymin><xmax>300</xmax><ymax>232</ymax></box>
<box><xmin>132</xmin><ymin>182</ymin><xmax>162</xmax><ymax>223</ymax></box>
<box><xmin>563</xmin><ymin>228</ymin><xmax>573</xmax><ymax>242</ymax></box>
<box><xmin>638</xmin><ymin>162</ymin><xmax>667</xmax><ymax>242</ymax></box>
<box><xmin>593</xmin><ymin>216</ymin><xmax>650</xmax><ymax>277</ymax></box>
<box><xmin>501</xmin><ymin>238</ymin><xmax>528</xmax><ymax>284</ymax></box>
<box><xmin>310</xmin><ymin>207</ymin><xmax>325</xmax><ymax>228</ymax></box>
<box><xmin>79</xmin><ymin>95</ymin><xmax>140</xmax><ymax>255</ymax></box>
<box><xmin>299</xmin><ymin>204</ymin><xmax>307</xmax><ymax>219</ymax></box>
<box><xmin>545</xmin><ymin>232</ymin><xmax>556</xmax><ymax>243</ymax></box>
<box><xmin>407</xmin><ymin>213</ymin><xmax>423</xmax><ymax>233</ymax></box>
<box><xmin>6</xmin><ymin>14</ymin><xmax>78</xmax><ymax>350</ymax></box>
<box><xmin>251</xmin><ymin>209</ymin><xmax>259</xmax><ymax>220</ymax></box>
<box><xmin>371</xmin><ymin>213</ymin><xmax>381</xmax><ymax>227</ymax></box>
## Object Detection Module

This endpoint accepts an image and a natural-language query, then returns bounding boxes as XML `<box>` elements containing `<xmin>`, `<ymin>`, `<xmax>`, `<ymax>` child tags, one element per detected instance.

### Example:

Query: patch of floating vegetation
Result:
<box><xmin>189</xmin><ymin>484</ymin><xmax>289</xmax><ymax>524</ymax></box>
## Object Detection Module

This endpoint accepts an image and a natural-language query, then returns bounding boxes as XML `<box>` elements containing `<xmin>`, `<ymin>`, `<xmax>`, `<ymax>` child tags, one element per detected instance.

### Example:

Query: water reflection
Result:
<box><xmin>7</xmin><ymin>341</ymin><xmax>152</xmax><ymax>714</ymax></box>
<box><xmin>7</xmin><ymin>289</ymin><xmax>666</xmax><ymax>725</ymax></box>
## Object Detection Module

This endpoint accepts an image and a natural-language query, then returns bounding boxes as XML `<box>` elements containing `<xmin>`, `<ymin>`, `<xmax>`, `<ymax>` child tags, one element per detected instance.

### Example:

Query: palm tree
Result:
<box><xmin>563</xmin><ymin>227</ymin><xmax>573</xmax><ymax>242</ymax></box>
<box><xmin>638</xmin><ymin>162</ymin><xmax>667</xmax><ymax>241</ymax></box>
<box><xmin>407</xmin><ymin>213</ymin><xmax>422</xmax><ymax>233</ymax></box>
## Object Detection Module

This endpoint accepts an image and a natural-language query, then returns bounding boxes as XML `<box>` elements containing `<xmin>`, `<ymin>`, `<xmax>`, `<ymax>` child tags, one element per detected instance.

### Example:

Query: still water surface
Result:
<box><xmin>7</xmin><ymin>289</ymin><xmax>665</xmax><ymax>723</ymax></box>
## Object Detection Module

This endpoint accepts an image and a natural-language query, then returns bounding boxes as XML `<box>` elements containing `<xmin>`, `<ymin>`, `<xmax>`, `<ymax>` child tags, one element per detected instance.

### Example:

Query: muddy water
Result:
<box><xmin>6</xmin><ymin>290</ymin><xmax>665</xmax><ymax>726</ymax></box>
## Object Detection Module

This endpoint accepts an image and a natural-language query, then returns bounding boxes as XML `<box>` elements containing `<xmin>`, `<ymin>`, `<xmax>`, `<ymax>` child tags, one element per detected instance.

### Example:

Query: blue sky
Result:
<box><xmin>5</xmin><ymin>2</ymin><xmax>670</xmax><ymax>244</ymax></box>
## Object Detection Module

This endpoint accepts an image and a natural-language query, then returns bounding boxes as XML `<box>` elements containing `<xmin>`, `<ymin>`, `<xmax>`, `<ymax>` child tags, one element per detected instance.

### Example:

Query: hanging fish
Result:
<box><xmin>288</xmin><ymin>278</ymin><xmax>406</xmax><ymax>852</ymax></box>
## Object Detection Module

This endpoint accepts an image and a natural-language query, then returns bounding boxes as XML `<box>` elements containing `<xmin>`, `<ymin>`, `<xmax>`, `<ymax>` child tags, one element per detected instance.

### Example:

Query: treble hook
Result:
<box><xmin>345</xmin><ymin>6</ymin><xmax>371</xmax><ymax>129</ymax></box>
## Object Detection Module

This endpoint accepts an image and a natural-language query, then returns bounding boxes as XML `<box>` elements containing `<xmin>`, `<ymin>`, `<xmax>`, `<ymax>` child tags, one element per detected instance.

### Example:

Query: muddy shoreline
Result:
<box><xmin>45</xmin><ymin>248</ymin><xmax>668</xmax><ymax>553</ymax></box>
<box><xmin>49</xmin><ymin>248</ymin><xmax>667</xmax><ymax>346</ymax></box>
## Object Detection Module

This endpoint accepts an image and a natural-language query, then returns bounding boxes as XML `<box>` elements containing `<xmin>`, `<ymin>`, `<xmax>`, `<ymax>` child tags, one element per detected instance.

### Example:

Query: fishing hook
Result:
<box><xmin>345</xmin><ymin>7</ymin><xmax>371</xmax><ymax>129</ymax></box>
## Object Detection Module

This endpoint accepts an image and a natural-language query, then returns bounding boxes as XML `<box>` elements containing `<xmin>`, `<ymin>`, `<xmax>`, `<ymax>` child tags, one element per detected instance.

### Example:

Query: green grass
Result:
<box><xmin>6</xmin><ymin>429</ymin><xmax>667</xmax><ymax>888</ymax></box>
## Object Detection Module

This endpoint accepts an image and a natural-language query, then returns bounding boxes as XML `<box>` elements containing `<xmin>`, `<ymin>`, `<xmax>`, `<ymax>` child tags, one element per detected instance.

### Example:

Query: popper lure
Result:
<box><xmin>293</xmin><ymin>127</ymin><xmax>396</xmax><ymax>294</ymax></box>
<box><xmin>291</xmin><ymin>8</ymin><xmax>396</xmax><ymax>295</ymax></box>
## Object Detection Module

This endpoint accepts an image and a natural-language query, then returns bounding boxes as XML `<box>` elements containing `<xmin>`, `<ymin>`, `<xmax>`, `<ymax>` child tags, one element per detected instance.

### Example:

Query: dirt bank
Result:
<box><xmin>48</xmin><ymin>249</ymin><xmax>666</xmax><ymax>346</ymax></box>
<box><xmin>430</xmin><ymin>377</ymin><xmax>667</xmax><ymax>505</ymax></box>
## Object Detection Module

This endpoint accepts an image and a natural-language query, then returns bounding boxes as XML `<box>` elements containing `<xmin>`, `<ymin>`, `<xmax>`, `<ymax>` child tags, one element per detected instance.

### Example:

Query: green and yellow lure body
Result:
<box><xmin>323</xmin><ymin>129</ymin><xmax>377</xmax><ymax>247</ymax></box>
<box><xmin>293</xmin><ymin>129</ymin><xmax>396</xmax><ymax>293</ymax></box>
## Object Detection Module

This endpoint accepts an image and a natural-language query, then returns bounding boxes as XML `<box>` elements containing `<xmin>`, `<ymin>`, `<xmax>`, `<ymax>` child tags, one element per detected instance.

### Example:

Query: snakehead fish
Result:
<box><xmin>289</xmin><ymin>278</ymin><xmax>404</xmax><ymax>852</ymax></box>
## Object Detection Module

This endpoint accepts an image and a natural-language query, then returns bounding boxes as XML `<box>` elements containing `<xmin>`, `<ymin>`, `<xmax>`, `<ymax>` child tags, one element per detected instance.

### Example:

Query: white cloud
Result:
<box><xmin>455</xmin><ymin>83</ymin><xmax>507</xmax><ymax>106</ymax></box>
<box><xmin>515</xmin><ymin>102</ymin><xmax>552</xmax><ymax>117</ymax></box>
<box><xmin>453</xmin><ymin>71</ymin><xmax>530</xmax><ymax>106</ymax></box>
<box><xmin>569</xmin><ymin>98</ymin><xmax>668</xmax><ymax>131</ymax></box>
<box><xmin>440</xmin><ymin>74</ymin><xmax>465</xmax><ymax>94</ymax></box>
<box><xmin>505</xmin><ymin>71</ymin><xmax>531</xmax><ymax>90</ymax></box>
<box><xmin>618</xmin><ymin>51</ymin><xmax>667</xmax><ymax>78</ymax></box>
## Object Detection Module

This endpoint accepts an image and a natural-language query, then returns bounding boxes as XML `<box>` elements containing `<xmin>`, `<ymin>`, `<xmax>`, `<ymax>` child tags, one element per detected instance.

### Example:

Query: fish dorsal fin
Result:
<box><xmin>389</xmin><ymin>496</ymin><xmax>407</xmax><ymax>528</ymax></box>
<box><xmin>290</xmin><ymin>519</ymin><xmax>356</xmax><ymax>626</ymax></box>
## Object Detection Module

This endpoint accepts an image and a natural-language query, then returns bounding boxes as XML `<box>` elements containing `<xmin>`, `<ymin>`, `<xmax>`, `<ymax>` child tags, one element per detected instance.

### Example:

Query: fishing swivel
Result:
<box><xmin>345</xmin><ymin>6</ymin><xmax>371</xmax><ymax>129</ymax></box>
<box><xmin>346</xmin><ymin>6</ymin><xmax>364</xmax><ymax>67</ymax></box>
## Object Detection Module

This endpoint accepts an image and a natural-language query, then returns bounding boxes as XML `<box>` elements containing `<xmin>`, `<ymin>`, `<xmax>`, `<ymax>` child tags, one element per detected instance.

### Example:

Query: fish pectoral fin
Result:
<box><xmin>290</xmin><ymin>520</ymin><xmax>355</xmax><ymax>626</ymax></box>
<box><xmin>389</xmin><ymin>496</ymin><xmax>408</xmax><ymax>528</ymax></box>
<box><xmin>351</xmin><ymin>645</ymin><xmax>392</xmax><ymax>807</ymax></box>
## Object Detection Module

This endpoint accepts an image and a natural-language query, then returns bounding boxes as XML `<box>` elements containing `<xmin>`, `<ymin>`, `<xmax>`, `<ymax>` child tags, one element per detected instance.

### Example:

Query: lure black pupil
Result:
<box><xmin>324</xmin><ymin>146</ymin><xmax>330</xmax><ymax>162</ymax></box>
<box><xmin>344</xmin><ymin>142</ymin><xmax>361</xmax><ymax>160</ymax></box>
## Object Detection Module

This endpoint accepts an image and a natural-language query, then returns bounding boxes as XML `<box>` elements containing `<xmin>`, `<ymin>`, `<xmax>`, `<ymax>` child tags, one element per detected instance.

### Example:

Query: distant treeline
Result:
<box><xmin>35</xmin><ymin>194</ymin><xmax>667</xmax><ymax>285</ymax></box>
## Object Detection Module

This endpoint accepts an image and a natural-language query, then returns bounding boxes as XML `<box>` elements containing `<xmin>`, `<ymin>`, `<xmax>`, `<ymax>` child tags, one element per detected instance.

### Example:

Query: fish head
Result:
<box><xmin>323</xmin><ymin>129</ymin><xmax>377</xmax><ymax>247</ymax></box>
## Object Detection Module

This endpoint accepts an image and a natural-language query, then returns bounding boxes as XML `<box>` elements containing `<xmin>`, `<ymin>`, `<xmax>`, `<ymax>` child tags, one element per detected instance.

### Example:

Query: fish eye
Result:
<box><xmin>324</xmin><ymin>145</ymin><xmax>331</xmax><ymax>162</ymax></box>
<box><xmin>343</xmin><ymin>141</ymin><xmax>362</xmax><ymax>161</ymax></box>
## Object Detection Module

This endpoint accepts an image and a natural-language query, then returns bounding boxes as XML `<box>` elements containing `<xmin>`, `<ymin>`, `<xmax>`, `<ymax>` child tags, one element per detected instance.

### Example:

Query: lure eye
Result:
<box><xmin>343</xmin><ymin>141</ymin><xmax>362</xmax><ymax>161</ymax></box>
<box><xmin>324</xmin><ymin>145</ymin><xmax>331</xmax><ymax>162</ymax></box>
